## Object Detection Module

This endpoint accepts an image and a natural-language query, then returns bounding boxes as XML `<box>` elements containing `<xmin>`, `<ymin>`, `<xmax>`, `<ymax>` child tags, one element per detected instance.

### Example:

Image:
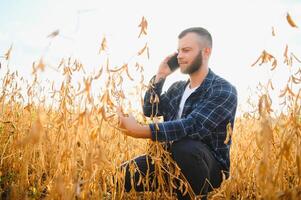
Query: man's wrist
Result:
<box><xmin>155</xmin><ymin>74</ymin><xmax>167</xmax><ymax>83</ymax></box>
<box><xmin>129</xmin><ymin>122</ymin><xmax>152</xmax><ymax>139</ymax></box>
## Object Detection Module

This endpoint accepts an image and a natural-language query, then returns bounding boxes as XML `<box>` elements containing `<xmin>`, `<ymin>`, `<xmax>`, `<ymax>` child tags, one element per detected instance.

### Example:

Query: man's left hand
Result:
<box><xmin>117</xmin><ymin>107</ymin><xmax>152</xmax><ymax>139</ymax></box>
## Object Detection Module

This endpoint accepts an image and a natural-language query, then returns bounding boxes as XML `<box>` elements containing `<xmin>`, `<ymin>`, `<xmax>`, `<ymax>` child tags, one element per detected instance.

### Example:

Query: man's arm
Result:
<box><xmin>119</xmin><ymin>53</ymin><xmax>178</xmax><ymax>138</ymax></box>
<box><xmin>118</xmin><ymin>84</ymin><xmax>237</xmax><ymax>141</ymax></box>
<box><xmin>143</xmin><ymin>53</ymin><xmax>177</xmax><ymax>117</ymax></box>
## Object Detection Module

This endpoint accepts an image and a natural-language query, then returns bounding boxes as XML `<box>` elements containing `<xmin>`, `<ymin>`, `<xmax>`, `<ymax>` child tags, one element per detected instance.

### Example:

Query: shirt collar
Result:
<box><xmin>185</xmin><ymin>68</ymin><xmax>215</xmax><ymax>93</ymax></box>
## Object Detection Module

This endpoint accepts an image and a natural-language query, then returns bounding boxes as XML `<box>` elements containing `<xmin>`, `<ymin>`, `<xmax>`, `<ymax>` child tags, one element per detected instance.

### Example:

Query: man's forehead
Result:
<box><xmin>178</xmin><ymin>33</ymin><xmax>201</xmax><ymax>48</ymax></box>
<box><xmin>179</xmin><ymin>35</ymin><xmax>200</xmax><ymax>48</ymax></box>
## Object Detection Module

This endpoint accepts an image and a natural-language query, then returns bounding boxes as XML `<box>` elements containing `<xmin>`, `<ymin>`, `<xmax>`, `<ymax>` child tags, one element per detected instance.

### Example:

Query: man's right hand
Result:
<box><xmin>155</xmin><ymin>53</ymin><xmax>177</xmax><ymax>83</ymax></box>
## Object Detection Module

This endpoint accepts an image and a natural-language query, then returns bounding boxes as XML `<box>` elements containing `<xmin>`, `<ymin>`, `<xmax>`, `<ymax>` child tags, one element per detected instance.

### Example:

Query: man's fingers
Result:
<box><xmin>117</xmin><ymin>106</ymin><xmax>123</xmax><ymax>117</ymax></box>
<box><xmin>165</xmin><ymin>52</ymin><xmax>178</xmax><ymax>62</ymax></box>
<box><xmin>117</xmin><ymin>107</ymin><xmax>131</xmax><ymax>129</ymax></box>
<box><xmin>127</xmin><ymin>113</ymin><xmax>135</xmax><ymax>120</ymax></box>
<box><xmin>117</xmin><ymin>107</ymin><xmax>129</xmax><ymax>118</ymax></box>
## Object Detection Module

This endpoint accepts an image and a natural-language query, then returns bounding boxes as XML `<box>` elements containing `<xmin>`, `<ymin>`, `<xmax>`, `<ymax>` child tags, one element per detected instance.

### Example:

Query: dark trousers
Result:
<box><xmin>122</xmin><ymin>138</ymin><xmax>223</xmax><ymax>199</ymax></box>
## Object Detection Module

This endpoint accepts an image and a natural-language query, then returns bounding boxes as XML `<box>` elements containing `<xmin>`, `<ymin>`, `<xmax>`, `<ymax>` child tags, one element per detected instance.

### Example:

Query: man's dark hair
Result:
<box><xmin>178</xmin><ymin>27</ymin><xmax>212</xmax><ymax>48</ymax></box>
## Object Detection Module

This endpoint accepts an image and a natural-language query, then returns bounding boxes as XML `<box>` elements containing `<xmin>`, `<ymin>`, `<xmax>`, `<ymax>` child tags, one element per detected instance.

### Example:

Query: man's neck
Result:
<box><xmin>188</xmin><ymin>65</ymin><xmax>209</xmax><ymax>89</ymax></box>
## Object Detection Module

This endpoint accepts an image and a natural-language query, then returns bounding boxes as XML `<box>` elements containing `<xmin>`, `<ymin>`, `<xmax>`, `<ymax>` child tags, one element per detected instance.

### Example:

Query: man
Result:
<box><xmin>118</xmin><ymin>27</ymin><xmax>238</xmax><ymax>199</ymax></box>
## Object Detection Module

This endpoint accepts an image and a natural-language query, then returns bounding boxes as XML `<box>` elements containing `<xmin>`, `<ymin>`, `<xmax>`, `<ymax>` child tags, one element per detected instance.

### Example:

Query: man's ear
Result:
<box><xmin>204</xmin><ymin>47</ymin><xmax>211</xmax><ymax>55</ymax></box>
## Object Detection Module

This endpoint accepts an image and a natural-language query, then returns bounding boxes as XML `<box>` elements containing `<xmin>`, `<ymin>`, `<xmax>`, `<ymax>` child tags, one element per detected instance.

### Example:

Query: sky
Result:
<box><xmin>0</xmin><ymin>0</ymin><xmax>301</xmax><ymax>114</ymax></box>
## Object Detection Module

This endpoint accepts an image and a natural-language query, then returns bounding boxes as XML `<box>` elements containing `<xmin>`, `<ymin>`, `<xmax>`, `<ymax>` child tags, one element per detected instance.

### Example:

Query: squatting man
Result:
<box><xmin>117</xmin><ymin>27</ymin><xmax>238</xmax><ymax>199</ymax></box>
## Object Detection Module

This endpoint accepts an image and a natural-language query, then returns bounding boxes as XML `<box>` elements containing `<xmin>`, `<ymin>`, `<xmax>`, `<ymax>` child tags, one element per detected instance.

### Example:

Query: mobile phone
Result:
<box><xmin>167</xmin><ymin>53</ymin><xmax>179</xmax><ymax>71</ymax></box>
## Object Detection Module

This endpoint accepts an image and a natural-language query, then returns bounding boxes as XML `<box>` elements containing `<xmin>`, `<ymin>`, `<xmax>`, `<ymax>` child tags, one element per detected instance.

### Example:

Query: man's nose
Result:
<box><xmin>177</xmin><ymin>52</ymin><xmax>182</xmax><ymax>59</ymax></box>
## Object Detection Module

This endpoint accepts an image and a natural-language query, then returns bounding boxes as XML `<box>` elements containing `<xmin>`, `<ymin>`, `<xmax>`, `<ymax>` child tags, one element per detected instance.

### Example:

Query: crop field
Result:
<box><xmin>0</xmin><ymin>15</ymin><xmax>300</xmax><ymax>200</ymax></box>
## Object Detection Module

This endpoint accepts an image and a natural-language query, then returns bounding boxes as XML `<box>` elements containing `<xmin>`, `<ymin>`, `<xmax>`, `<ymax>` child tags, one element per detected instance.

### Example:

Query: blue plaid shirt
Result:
<box><xmin>143</xmin><ymin>69</ymin><xmax>238</xmax><ymax>171</ymax></box>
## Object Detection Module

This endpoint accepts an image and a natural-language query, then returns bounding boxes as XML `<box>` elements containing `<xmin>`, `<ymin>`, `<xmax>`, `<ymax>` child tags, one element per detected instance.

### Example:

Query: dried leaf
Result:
<box><xmin>224</xmin><ymin>122</ymin><xmax>233</xmax><ymax>144</ymax></box>
<box><xmin>138</xmin><ymin>16</ymin><xmax>148</xmax><ymax>38</ymax></box>
<box><xmin>99</xmin><ymin>37</ymin><xmax>107</xmax><ymax>54</ymax></box>
<box><xmin>267</xmin><ymin>79</ymin><xmax>274</xmax><ymax>90</ymax></box>
<box><xmin>31</xmin><ymin>62</ymin><xmax>38</xmax><ymax>74</ymax></box>
<box><xmin>125</xmin><ymin>65</ymin><xmax>134</xmax><ymax>81</ymax></box>
<box><xmin>58</xmin><ymin>58</ymin><xmax>64</xmax><ymax>69</ymax></box>
<box><xmin>109</xmin><ymin>65</ymin><xmax>125</xmax><ymax>73</ymax></box>
<box><xmin>292</xmin><ymin>75</ymin><xmax>301</xmax><ymax>84</ymax></box>
<box><xmin>90</xmin><ymin>127</ymin><xmax>98</xmax><ymax>141</ymax></box>
<box><xmin>286</xmin><ymin>13</ymin><xmax>298</xmax><ymax>28</ymax></box>
<box><xmin>279</xmin><ymin>85</ymin><xmax>289</xmax><ymax>98</ymax></box>
<box><xmin>272</xmin><ymin>26</ymin><xmax>276</xmax><ymax>36</ymax></box>
<box><xmin>252</xmin><ymin>50</ymin><xmax>277</xmax><ymax>69</ymax></box>
<box><xmin>138</xmin><ymin>43</ymin><xmax>148</xmax><ymax>56</ymax></box>
<box><xmin>147</xmin><ymin>47</ymin><xmax>150</xmax><ymax>59</ymax></box>
<box><xmin>93</xmin><ymin>66</ymin><xmax>103</xmax><ymax>79</ymax></box>
<box><xmin>37</xmin><ymin>58</ymin><xmax>45</xmax><ymax>71</ymax></box>
<box><xmin>291</xmin><ymin>53</ymin><xmax>301</xmax><ymax>63</ymax></box>
<box><xmin>4</xmin><ymin>44</ymin><xmax>13</xmax><ymax>60</ymax></box>
<box><xmin>251</xmin><ymin>53</ymin><xmax>262</xmax><ymax>67</ymax></box>
<box><xmin>258</xmin><ymin>94</ymin><xmax>272</xmax><ymax>117</ymax></box>
<box><xmin>47</xmin><ymin>29</ymin><xmax>60</xmax><ymax>38</ymax></box>
<box><xmin>271</xmin><ymin>59</ymin><xmax>277</xmax><ymax>70</ymax></box>
<box><xmin>284</xmin><ymin>44</ymin><xmax>289</xmax><ymax>59</ymax></box>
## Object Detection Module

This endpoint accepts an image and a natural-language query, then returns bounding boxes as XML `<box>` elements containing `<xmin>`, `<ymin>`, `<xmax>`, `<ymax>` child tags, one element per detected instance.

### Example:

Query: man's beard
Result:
<box><xmin>182</xmin><ymin>50</ymin><xmax>203</xmax><ymax>75</ymax></box>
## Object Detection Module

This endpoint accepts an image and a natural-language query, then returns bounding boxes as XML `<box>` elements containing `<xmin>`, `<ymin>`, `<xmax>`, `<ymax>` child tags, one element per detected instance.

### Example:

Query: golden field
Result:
<box><xmin>0</xmin><ymin>16</ymin><xmax>301</xmax><ymax>200</ymax></box>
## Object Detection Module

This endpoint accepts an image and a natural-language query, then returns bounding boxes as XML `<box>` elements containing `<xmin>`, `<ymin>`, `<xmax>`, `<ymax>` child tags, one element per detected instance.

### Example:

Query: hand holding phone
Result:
<box><xmin>167</xmin><ymin>53</ymin><xmax>179</xmax><ymax>72</ymax></box>
<box><xmin>155</xmin><ymin>53</ymin><xmax>179</xmax><ymax>83</ymax></box>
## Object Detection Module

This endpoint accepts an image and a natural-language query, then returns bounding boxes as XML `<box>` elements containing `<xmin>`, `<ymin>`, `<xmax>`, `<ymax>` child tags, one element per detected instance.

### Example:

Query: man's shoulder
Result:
<box><xmin>169</xmin><ymin>80</ymin><xmax>187</xmax><ymax>90</ymax></box>
<box><xmin>211</xmin><ymin>72</ymin><xmax>237</xmax><ymax>95</ymax></box>
<box><xmin>212</xmin><ymin>71</ymin><xmax>236</xmax><ymax>88</ymax></box>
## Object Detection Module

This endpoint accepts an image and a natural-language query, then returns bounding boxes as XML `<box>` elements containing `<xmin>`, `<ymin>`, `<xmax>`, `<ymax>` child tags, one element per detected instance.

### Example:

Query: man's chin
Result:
<box><xmin>180</xmin><ymin>65</ymin><xmax>188</xmax><ymax>74</ymax></box>
<box><xmin>181</xmin><ymin>69</ymin><xmax>190</xmax><ymax>74</ymax></box>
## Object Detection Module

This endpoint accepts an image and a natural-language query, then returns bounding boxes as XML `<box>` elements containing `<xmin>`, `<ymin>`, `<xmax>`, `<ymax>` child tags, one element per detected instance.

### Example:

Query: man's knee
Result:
<box><xmin>170</xmin><ymin>139</ymin><xmax>202</xmax><ymax>164</ymax></box>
